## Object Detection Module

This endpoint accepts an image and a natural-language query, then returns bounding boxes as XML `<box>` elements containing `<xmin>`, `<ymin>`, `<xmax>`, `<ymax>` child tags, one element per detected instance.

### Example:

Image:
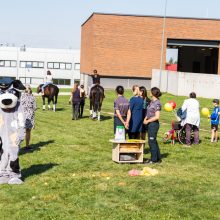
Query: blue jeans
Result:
<box><xmin>42</xmin><ymin>82</ymin><xmax>51</xmax><ymax>92</ymax></box>
<box><xmin>147</xmin><ymin>121</ymin><xmax>161</xmax><ymax>162</ymax></box>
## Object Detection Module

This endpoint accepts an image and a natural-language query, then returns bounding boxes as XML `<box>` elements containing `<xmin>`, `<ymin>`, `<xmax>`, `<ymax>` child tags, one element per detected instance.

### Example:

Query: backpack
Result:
<box><xmin>177</xmin><ymin>108</ymin><xmax>187</xmax><ymax>120</ymax></box>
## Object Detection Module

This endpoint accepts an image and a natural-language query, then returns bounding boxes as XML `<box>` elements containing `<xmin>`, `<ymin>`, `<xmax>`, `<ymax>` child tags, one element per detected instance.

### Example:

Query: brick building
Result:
<box><xmin>80</xmin><ymin>13</ymin><xmax>220</xmax><ymax>89</ymax></box>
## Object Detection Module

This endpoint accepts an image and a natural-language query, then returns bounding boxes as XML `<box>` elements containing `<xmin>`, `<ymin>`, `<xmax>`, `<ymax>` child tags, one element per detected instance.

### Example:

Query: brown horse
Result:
<box><xmin>37</xmin><ymin>84</ymin><xmax>59</xmax><ymax>111</ymax></box>
<box><xmin>89</xmin><ymin>84</ymin><xmax>104</xmax><ymax>120</ymax></box>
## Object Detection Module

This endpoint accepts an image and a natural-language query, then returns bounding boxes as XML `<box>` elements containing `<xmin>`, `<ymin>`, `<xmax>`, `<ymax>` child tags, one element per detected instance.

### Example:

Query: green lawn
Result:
<box><xmin>0</xmin><ymin>91</ymin><xmax>219</xmax><ymax>220</ymax></box>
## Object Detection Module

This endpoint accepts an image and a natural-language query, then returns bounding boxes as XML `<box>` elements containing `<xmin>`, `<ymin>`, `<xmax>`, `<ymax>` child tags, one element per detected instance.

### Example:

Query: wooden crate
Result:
<box><xmin>109</xmin><ymin>139</ymin><xmax>146</xmax><ymax>163</ymax></box>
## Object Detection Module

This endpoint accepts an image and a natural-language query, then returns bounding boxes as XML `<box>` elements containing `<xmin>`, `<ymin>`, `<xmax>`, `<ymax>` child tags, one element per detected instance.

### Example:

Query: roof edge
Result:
<box><xmin>81</xmin><ymin>12</ymin><xmax>220</xmax><ymax>26</ymax></box>
<box><xmin>81</xmin><ymin>13</ymin><xmax>95</xmax><ymax>26</ymax></box>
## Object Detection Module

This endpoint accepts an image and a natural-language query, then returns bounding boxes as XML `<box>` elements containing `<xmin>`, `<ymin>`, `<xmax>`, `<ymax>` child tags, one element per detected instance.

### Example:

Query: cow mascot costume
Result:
<box><xmin>0</xmin><ymin>78</ymin><xmax>26</xmax><ymax>184</ymax></box>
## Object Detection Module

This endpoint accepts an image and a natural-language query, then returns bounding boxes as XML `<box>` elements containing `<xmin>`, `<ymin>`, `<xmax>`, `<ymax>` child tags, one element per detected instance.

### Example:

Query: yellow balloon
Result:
<box><xmin>164</xmin><ymin>103</ymin><xmax>173</xmax><ymax>112</ymax></box>
<box><xmin>201</xmin><ymin>107</ymin><xmax>210</xmax><ymax>116</ymax></box>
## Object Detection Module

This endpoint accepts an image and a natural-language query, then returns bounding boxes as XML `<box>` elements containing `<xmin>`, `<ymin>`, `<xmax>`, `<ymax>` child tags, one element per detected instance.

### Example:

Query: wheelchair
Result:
<box><xmin>163</xmin><ymin>121</ymin><xmax>194</xmax><ymax>145</ymax></box>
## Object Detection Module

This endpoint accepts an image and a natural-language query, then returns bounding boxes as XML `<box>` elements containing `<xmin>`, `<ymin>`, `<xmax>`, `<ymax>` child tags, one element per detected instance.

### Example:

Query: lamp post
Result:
<box><xmin>16</xmin><ymin>47</ymin><xmax>19</xmax><ymax>80</ymax></box>
<box><xmin>159</xmin><ymin>0</ymin><xmax>168</xmax><ymax>89</ymax></box>
<box><xmin>16</xmin><ymin>45</ymin><xmax>26</xmax><ymax>80</ymax></box>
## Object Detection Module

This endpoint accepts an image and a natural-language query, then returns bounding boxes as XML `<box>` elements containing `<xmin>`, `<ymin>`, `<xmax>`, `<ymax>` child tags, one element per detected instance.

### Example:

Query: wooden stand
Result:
<box><xmin>110</xmin><ymin>139</ymin><xmax>146</xmax><ymax>163</ymax></box>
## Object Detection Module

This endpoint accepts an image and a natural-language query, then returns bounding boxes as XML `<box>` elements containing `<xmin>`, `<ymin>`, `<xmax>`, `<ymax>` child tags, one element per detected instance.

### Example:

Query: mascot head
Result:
<box><xmin>0</xmin><ymin>78</ymin><xmax>26</xmax><ymax>110</ymax></box>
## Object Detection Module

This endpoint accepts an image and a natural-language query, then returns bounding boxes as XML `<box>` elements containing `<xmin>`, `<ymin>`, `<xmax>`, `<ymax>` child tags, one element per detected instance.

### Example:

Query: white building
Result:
<box><xmin>0</xmin><ymin>46</ymin><xmax>80</xmax><ymax>87</ymax></box>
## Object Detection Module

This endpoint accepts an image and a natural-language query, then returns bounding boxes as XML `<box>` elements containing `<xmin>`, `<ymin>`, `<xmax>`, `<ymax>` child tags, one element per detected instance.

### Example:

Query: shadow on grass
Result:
<box><xmin>20</xmin><ymin>140</ymin><xmax>55</xmax><ymax>155</ymax></box>
<box><xmin>144</xmin><ymin>150</ymin><xmax>169</xmax><ymax>159</ymax></box>
<box><xmin>101</xmin><ymin>115</ymin><xmax>112</xmax><ymax>121</ymax></box>
<box><xmin>22</xmin><ymin>163</ymin><xmax>58</xmax><ymax>180</ymax></box>
<box><xmin>36</xmin><ymin>107</ymin><xmax>65</xmax><ymax>111</ymax></box>
<box><xmin>55</xmin><ymin>107</ymin><xmax>65</xmax><ymax>111</ymax></box>
<box><xmin>161</xmin><ymin>153</ymin><xmax>169</xmax><ymax>159</ymax></box>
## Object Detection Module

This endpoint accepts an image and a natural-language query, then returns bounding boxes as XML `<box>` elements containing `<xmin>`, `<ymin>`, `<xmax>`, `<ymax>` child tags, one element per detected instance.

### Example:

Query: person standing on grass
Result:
<box><xmin>114</xmin><ymin>85</ymin><xmax>130</xmax><ymax>134</ymax></box>
<box><xmin>20</xmin><ymin>85</ymin><xmax>37</xmax><ymax>150</ymax></box>
<box><xmin>128</xmin><ymin>85</ymin><xmax>143</xmax><ymax>139</ymax></box>
<box><xmin>210</xmin><ymin>99</ymin><xmax>220</xmax><ymax>143</ymax></box>
<box><xmin>69</xmin><ymin>82</ymin><xmax>81</xmax><ymax>120</ymax></box>
<box><xmin>181</xmin><ymin>92</ymin><xmax>200</xmax><ymax>146</ymax></box>
<box><xmin>79</xmin><ymin>85</ymin><xmax>86</xmax><ymax>118</ymax></box>
<box><xmin>143</xmin><ymin>87</ymin><xmax>162</xmax><ymax>164</ymax></box>
<box><xmin>139</xmin><ymin>86</ymin><xmax>151</xmax><ymax>140</ymax></box>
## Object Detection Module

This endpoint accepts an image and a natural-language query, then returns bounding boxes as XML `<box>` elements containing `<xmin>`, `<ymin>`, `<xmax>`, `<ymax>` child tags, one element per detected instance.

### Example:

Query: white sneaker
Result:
<box><xmin>8</xmin><ymin>177</ymin><xmax>23</xmax><ymax>185</ymax></box>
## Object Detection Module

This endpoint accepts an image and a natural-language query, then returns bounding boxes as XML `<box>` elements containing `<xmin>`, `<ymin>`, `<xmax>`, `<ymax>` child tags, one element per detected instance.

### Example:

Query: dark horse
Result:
<box><xmin>37</xmin><ymin>84</ymin><xmax>59</xmax><ymax>112</ymax></box>
<box><xmin>90</xmin><ymin>84</ymin><xmax>105</xmax><ymax>120</ymax></box>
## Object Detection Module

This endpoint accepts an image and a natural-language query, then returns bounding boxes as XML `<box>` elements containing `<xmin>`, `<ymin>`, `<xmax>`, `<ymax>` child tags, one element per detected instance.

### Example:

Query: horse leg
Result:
<box><xmin>92</xmin><ymin>102</ymin><xmax>98</xmax><ymax>119</ymax></box>
<box><xmin>97</xmin><ymin>101</ymin><xmax>102</xmax><ymax>121</ymax></box>
<box><xmin>52</xmin><ymin>97</ymin><xmax>56</xmax><ymax>112</ymax></box>
<box><xmin>54</xmin><ymin>94</ymin><xmax>58</xmax><ymax>112</ymax></box>
<box><xmin>89</xmin><ymin>99</ymin><xmax>93</xmax><ymax>117</ymax></box>
<box><xmin>42</xmin><ymin>96</ymin><xmax>46</xmax><ymax>110</ymax></box>
<box><xmin>48</xmin><ymin>98</ymin><xmax>51</xmax><ymax>110</ymax></box>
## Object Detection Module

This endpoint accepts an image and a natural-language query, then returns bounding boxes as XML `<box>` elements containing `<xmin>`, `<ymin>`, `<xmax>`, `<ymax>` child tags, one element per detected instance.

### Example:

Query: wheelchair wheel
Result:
<box><xmin>178</xmin><ymin>128</ymin><xmax>186</xmax><ymax>144</ymax></box>
<box><xmin>178</xmin><ymin>126</ymin><xmax>194</xmax><ymax>145</ymax></box>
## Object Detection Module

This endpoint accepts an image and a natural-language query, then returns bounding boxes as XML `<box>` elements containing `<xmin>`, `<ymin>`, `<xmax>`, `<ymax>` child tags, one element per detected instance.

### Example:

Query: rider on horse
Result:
<box><xmin>89</xmin><ymin>69</ymin><xmax>105</xmax><ymax>118</ymax></box>
<box><xmin>41</xmin><ymin>70</ymin><xmax>53</xmax><ymax>95</ymax></box>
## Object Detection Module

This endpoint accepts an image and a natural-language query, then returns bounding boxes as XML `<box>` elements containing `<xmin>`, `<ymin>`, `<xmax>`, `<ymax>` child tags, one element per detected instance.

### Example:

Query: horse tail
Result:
<box><xmin>94</xmin><ymin>86</ymin><xmax>104</xmax><ymax>112</ymax></box>
<box><xmin>55</xmin><ymin>87</ymin><xmax>59</xmax><ymax>104</ymax></box>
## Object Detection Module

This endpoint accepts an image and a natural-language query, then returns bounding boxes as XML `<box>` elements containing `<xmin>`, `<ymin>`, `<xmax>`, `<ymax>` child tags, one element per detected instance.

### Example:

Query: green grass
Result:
<box><xmin>0</xmin><ymin>91</ymin><xmax>219</xmax><ymax>220</ymax></box>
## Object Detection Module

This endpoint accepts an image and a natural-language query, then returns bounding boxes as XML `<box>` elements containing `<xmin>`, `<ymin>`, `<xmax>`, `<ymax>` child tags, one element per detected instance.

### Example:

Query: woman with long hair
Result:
<box><xmin>139</xmin><ymin>86</ymin><xmax>151</xmax><ymax>140</ymax></box>
<box><xmin>128</xmin><ymin>85</ymin><xmax>143</xmax><ymax>139</ymax></box>
<box><xmin>144</xmin><ymin>87</ymin><xmax>162</xmax><ymax>163</ymax></box>
<box><xmin>20</xmin><ymin>85</ymin><xmax>37</xmax><ymax>150</ymax></box>
<box><xmin>69</xmin><ymin>82</ymin><xmax>81</xmax><ymax>120</ymax></box>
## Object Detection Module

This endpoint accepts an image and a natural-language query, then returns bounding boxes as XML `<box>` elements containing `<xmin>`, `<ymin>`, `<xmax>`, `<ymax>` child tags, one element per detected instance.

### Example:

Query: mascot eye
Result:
<box><xmin>0</xmin><ymin>90</ymin><xmax>5</xmax><ymax>94</ymax></box>
<box><xmin>8</xmin><ymin>89</ymin><xmax>16</xmax><ymax>95</ymax></box>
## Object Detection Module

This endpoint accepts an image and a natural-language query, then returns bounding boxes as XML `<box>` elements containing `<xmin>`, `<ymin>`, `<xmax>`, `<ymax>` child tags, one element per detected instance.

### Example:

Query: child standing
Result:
<box><xmin>210</xmin><ymin>99</ymin><xmax>220</xmax><ymax>142</ymax></box>
<box><xmin>114</xmin><ymin>86</ymin><xmax>130</xmax><ymax>134</ymax></box>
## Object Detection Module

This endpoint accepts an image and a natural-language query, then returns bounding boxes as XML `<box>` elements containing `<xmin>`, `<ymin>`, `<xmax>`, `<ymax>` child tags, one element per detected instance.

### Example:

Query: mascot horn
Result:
<box><xmin>0</xmin><ymin>78</ymin><xmax>26</xmax><ymax>184</ymax></box>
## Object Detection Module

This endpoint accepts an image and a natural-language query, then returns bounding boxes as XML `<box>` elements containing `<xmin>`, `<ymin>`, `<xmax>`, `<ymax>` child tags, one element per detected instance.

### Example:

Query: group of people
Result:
<box><xmin>180</xmin><ymin>93</ymin><xmax>220</xmax><ymax>145</ymax></box>
<box><xmin>114</xmin><ymin>85</ymin><xmax>162</xmax><ymax>164</ymax></box>
<box><xmin>69</xmin><ymin>83</ymin><xmax>86</xmax><ymax>120</ymax></box>
<box><xmin>114</xmin><ymin>86</ymin><xmax>220</xmax><ymax>164</ymax></box>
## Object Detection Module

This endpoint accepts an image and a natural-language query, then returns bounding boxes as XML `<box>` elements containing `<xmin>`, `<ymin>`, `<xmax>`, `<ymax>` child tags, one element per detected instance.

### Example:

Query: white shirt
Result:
<box><xmin>181</xmin><ymin>98</ymin><xmax>200</xmax><ymax>127</ymax></box>
<box><xmin>46</xmin><ymin>75</ymin><xmax>53</xmax><ymax>83</ymax></box>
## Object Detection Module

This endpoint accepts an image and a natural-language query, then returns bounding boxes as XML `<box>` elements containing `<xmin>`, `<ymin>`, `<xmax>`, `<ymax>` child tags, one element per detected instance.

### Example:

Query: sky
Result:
<box><xmin>0</xmin><ymin>0</ymin><xmax>220</xmax><ymax>49</ymax></box>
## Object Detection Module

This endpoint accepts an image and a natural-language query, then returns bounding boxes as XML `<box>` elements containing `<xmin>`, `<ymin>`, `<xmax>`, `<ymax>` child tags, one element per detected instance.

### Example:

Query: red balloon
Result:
<box><xmin>168</xmin><ymin>101</ymin><xmax>176</xmax><ymax>109</ymax></box>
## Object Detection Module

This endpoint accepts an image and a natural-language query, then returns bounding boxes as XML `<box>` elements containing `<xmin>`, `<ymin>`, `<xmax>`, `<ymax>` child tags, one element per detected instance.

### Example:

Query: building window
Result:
<box><xmin>66</xmin><ymin>63</ymin><xmax>72</xmax><ymax>70</ymax></box>
<box><xmin>60</xmin><ymin>63</ymin><xmax>66</xmax><ymax>70</ymax></box>
<box><xmin>11</xmin><ymin>61</ymin><xmax>17</xmax><ymax>67</ymax></box>
<box><xmin>0</xmin><ymin>76</ymin><xmax>16</xmax><ymax>80</ymax></box>
<box><xmin>53</xmin><ymin>78</ymin><xmax>71</xmax><ymax>85</ymax></box>
<box><xmin>53</xmin><ymin>63</ymin><xmax>60</xmax><ymax>69</ymax></box>
<box><xmin>20</xmin><ymin>61</ymin><xmax>44</xmax><ymax>68</ymax></box>
<box><xmin>39</xmin><ymin>62</ymin><xmax>44</xmax><ymax>68</ymax></box>
<box><xmin>0</xmin><ymin>60</ymin><xmax>17</xmax><ymax>67</ymax></box>
<box><xmin>74</xmin><ymin>63</ymin><xmax>80</xmax><ymax>70</ymax></box>
<box><xmin>19</xmin><ymin>77</ymin><xmax>44</xmax><ymax>85</ymax></box>
<box><xmin>47</xmin><ymin>62</ymin><xmax>53</xmax><ymax>69</ymax></box>
<box><xmin>47</xmin><ymin>62</ymin><xmax>72</xmax><ymax>70</ymax></box>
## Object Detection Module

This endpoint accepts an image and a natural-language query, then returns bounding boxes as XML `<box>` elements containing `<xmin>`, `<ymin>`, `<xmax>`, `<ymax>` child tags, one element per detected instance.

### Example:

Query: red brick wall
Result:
<box><xmin>80</xmin><ymin>15</ymin><xmax>94</xmax><ymax>74</ymax></box>
<box><xmin>81</xmin><ymin>13</ymin><xmax>220</xmax><ymax>78</ymax></box>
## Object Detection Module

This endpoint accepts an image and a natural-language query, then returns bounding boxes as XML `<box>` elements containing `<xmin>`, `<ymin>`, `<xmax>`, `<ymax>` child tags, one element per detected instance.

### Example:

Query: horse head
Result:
<box><xmin>37</xmin><ymin>84</ymin><xmax>43</xmax><ymax>94</ymax></box>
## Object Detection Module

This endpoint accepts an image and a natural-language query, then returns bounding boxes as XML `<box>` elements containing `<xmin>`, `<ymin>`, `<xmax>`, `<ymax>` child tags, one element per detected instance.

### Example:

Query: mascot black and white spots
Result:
<box><xmin>0</xmin><ymin>78</ymin><xmax>26</xmax><ymax>184</ymax></box>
